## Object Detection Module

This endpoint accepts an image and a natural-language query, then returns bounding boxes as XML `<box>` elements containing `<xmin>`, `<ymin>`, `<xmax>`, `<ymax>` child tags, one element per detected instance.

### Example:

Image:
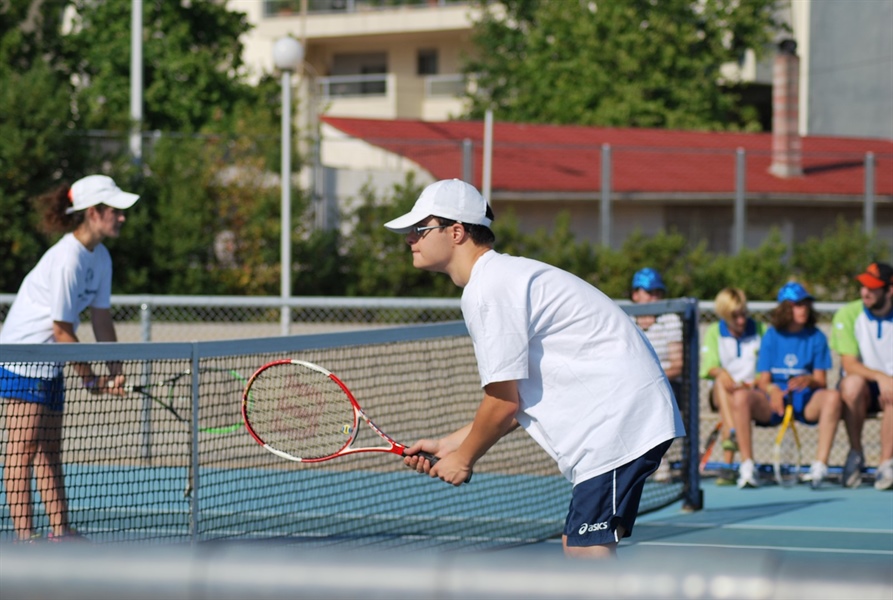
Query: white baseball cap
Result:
<box><xmin>383</xmin><ymin>179</ymin><xmax>492</xmax><ymax>234</ymax></box>
<box><xmin>66</xmin><ymin>175</ymin><xmax>140</xmax><ymax>214</ymax></box>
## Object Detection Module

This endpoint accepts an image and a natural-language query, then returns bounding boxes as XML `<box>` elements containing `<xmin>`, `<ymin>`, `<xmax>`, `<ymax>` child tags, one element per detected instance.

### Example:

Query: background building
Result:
<box><xmin>230</xmin><ymin>0</ymin><xmax>893</xmax><ymax>253</ymax></box>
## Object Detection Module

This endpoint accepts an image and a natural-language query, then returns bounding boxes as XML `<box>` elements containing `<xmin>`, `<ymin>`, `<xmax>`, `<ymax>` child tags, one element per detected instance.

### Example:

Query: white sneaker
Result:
<box><xmin>809</xmin><ymin>461</ymin><xmax>828</xmax><ymax>490</ymax></box>
<box><xmin>737</xmin><ymin>459</ymin><xmax>759</xmax><ymax>489</ymax></box>
<box><xmin>875</xmin><ymin>459</ymin><xmax>893</xmax><ymax>491</ymax></box>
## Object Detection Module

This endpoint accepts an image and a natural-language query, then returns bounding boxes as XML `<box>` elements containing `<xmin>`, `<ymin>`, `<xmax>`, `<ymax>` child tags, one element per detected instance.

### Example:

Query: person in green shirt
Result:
<box><xmin>830</xmin><ymin>262</ymin><xmax>893</xmax><ymax>491</ymax></box>
<box><xmin>699</xmin><ymin>288</ymin><xmax>767</xmax><ymax>482</ymax></box>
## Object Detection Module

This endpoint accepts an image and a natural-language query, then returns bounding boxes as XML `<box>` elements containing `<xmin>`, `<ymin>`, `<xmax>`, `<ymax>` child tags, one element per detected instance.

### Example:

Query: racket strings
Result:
<box><xmin>246</xmin><ymin>365</ymin><xmax>355</xmax><ymax>459</ymax></box>
<box><xmin>196</xmin><ymin>369</ymin><xmax>246</xmax><ymax>434</ymax></box>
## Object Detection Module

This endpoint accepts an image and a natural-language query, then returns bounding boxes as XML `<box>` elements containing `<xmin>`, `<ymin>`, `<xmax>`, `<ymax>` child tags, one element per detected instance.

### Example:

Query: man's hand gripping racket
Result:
<box><xmin>241</xmin><ymin>359</ymin><xmax>471</xmax><ymax>483</ymax></box>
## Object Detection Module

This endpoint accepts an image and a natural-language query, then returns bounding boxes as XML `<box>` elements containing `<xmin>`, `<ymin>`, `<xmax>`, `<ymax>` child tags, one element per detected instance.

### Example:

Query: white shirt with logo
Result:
<box><xmin>461</xmin><ymin>250</ymin><xmax>685</xmax><ymax>486</ymax></box>
<box><xmin>1</xmin><ymin>233</ymin><xmax>113</xmax><ymax>377</ymax></box>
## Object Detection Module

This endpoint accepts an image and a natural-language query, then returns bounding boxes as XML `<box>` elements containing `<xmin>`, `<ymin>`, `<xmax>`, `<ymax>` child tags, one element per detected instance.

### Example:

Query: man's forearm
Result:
<box><xmin>454</xmin><ymin>393</ymin><xmax>518</xmax><ymax>464</ymax></box>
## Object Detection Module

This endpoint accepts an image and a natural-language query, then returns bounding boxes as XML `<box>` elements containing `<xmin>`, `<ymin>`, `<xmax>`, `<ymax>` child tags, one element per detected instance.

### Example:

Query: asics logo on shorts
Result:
<box><xmin>578</xmin><ymin>521</ymin><xmax>609</xmax><ymax>535</ymax></box>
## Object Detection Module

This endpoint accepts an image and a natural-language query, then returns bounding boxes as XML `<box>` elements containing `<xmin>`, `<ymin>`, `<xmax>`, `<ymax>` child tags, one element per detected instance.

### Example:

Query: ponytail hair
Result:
<box><xmin>35</xmin><ymin>183</ymin><xmax>85</xmax><ymax>234</ymax></box>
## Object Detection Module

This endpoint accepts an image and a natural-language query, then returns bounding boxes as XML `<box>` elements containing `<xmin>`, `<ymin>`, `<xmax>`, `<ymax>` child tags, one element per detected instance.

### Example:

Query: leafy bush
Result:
<box><xmin>335</xmin><ymin>180</ymin><xmax>887</xmax><ymax>302</ymax></box>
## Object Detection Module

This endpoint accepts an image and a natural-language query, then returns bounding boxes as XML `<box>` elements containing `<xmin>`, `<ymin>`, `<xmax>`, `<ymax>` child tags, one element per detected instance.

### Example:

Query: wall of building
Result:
<box><xmin>804</xmin><ymin>0</ymin><xmax>893</xmax><ymax>139</ymax></box>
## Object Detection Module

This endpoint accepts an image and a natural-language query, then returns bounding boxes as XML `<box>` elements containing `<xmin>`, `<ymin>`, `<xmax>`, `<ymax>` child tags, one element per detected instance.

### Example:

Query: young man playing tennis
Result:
<box><xmin>386</xmin><ymin>179</ymin><xmax>685</xmax><ymax>558</ymax></box>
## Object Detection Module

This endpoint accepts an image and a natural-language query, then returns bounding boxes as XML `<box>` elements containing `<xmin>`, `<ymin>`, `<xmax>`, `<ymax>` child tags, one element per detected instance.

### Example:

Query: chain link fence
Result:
<box><xmin>0</xmin><ymin>294</ymin><xmax>883</xmax><ymax>475</ymax></box>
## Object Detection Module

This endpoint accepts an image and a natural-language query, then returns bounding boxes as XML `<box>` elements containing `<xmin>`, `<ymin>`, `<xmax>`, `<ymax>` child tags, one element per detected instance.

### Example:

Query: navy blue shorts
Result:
<box><xmin>0</xmin><ymin>366</ymin><xmax>65</xmax><ymax>412</ymax></box>
<box><xmin>758</xmin><ymin>386</ymin><xmax>818</xmax><ymax>427</ymax></box>
<box><xmin>867</xmin><ymin>382</ymin><xmax>882</xmax><ymax>414</ymax></box>
<box><xmin>563</xmin><ymin>440</ymin><xmax>672</xmax><ymax>547</ymax></box>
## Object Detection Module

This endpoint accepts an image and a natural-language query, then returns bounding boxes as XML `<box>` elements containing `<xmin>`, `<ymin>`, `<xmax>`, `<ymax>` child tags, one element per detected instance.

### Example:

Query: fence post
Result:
<box><xmin>734</xmin><ymin>148</ymin><xmax>747</xmax><ymax>255</ymax></box>
<box><xmin>600</xmin><ymin>144</ymin><xmax>612</xmax><ymax>248</ymax></box>
<box><xmin>864</xmin><ymin>152</ymin><xmax>876</xmax><ymax>236</ymax></box>
<box><xmin>683</xmin><ymin>298</ymin><xmax>703</xmax><ymax>511</ymax></box>
<box><xmin>139</xmin><ymin>303</ymin><xmax>153</xmax><ymax>461</ymax></box>
<box><xmin>482</xmin><ymin>110</ymin><xmax>493</xmax><ymax>203</ymax></box>
<box><xmin>189</xmin><ymin>346</ymin><xmax>201</xmax><ymax>545</ymax></box>
<box><xmin>140</xmin><ymin>303</ymin><xmax>151</xmax><ymax>342</ymax></box>
<box><xmin>462</xmin><ymin>138</ymin><xmax>473</xmax><ymax>184</ymax></box>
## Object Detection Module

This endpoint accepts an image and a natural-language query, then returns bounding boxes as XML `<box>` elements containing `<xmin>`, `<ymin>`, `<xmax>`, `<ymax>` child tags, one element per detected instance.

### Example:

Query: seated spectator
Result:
<box><xmin>631</xmin><ymin>268</ymin><xmax>683</xmax><ymax>400</ymax></box>
<box><xmin>630</xmin><ymin>267</ymin><xmax>682</xmax><ymax>483</ymax></box>
<box><xmin>731</xmin><ymin>282</ymin><xmax>842</xmax><ymax>489</ymax></box>
<box><xmin>699</xmin><ymin>288</ymin><xmax>767</xmax><ymax>479</ymax></box>
<box><xmin>830</xmin><ymin>262</ymin><xmax>893</xmax><ymax>490</ymax></box>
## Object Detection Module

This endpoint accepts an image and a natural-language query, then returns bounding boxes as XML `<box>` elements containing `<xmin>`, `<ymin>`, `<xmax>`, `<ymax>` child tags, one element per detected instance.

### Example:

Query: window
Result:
<box><xmin>417</xmin><ymin>49</ymin><xmax>438</xmax><ymax>76</ymax></box>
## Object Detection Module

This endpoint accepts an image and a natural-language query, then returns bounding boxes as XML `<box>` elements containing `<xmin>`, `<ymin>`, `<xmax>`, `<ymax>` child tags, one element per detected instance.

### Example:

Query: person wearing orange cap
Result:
<box><xmin>830</xmin><ymin>262</ymin><xmax>893</xmax><ymax>491</ymax></box>
<box><xmin>0</xmin><ymin>175</ymin><xmax>139</xmax><ymax>542</ymax></box>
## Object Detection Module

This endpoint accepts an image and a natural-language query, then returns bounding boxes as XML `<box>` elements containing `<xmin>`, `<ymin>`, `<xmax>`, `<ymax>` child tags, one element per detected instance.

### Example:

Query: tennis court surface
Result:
<box><xmin>2</xmin><ymin>482</ymin><xmax>890</xmax><ymax>599</ymax></box>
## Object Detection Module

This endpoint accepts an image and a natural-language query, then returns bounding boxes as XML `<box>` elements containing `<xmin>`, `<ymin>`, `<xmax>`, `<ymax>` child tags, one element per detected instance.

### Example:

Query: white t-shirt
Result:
<box><xmin>1</xmin><ymin>233</ymin><xmax>113</xmax><ymax>377</ymax></box>
<box><xmin>461</xmin><ymin>250</ymin><xmax>685</xmax><ymax>486</ymax></box>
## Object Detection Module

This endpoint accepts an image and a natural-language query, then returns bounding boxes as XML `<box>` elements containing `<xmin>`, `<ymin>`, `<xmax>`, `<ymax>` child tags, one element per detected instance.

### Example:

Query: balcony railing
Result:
<box><xmin>318</xmin><ymin>74</ymin><xmax>388</xmax><ymax>99</ymax></box>
<box><xmin>264</xmin><ymin>0</ymin><xmax>457</xmax><ymax>17</ymax></box>
<box><xmin>425</xmin><ymin>74</ymin><xmax>465</xmax><ymax>97</ymax></box>
<box><xmin>316</xmin><ymin>73</ymin><xmax>467</xmax><ymax>100</ymax></box>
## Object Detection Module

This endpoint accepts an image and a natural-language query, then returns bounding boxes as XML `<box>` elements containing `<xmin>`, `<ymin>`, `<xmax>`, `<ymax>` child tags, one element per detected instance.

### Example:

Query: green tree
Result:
<box><xmin>0</xmin><ymin>3</ymin><xmax>89</xmax><ymax>291</ymax></box>
<box><xmin>61</xmin><ymin>1</ymin><xmax>288</xmax><ymax>295</ymax></box>
<box><xmin>463</xmin><ymin>0</ymin><xmax>782</xmax><ymax>130</ymax></box>
<box><xmin>341</xmin><ymin>174</ymin><xmax>459</xmax><ymax>298</ymax></box>
<box><xmin>63</xmin><ymin>0</ymin><xmax>258</xmax><ymax>133</ymax></box>
<box><xmin>792</xmin><ymin>218</ymin><xmax>889</xmax><ymax>302</ymax></box>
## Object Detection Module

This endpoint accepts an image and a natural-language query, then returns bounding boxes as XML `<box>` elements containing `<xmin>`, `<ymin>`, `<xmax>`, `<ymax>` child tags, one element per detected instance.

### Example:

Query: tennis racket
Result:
<box><xmin>699</xmin><ymin>420</ymin><xmax>722</xmax><ymax>474</ymax></box>
<box><xmin>125</xmin><ymin>366</ymin><xmax>248</xmax><ymax>496</ymax></box>
<box><xmin>242</xmin><ymin>359</ymin><xmax>470</xmax><ymax>482</ymax></box>
<box><xmin>125</xmin><ymin>367</ymin><xmax>247</xmax><ymax>435</ymax></box>
<box><xmin>773</xmin><ymin>401</ymin><xmax>802</xmax><ymax>487</ymax></box>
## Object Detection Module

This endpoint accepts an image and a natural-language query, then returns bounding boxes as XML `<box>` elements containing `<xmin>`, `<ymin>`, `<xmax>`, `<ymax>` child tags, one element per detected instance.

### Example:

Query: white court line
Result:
<box><xmin>639</xmin><ymin>521</ymin><xmax>893</xmax><ymax>535</ymax></box>
<box><xmin>633</xmin><ymin>541</ymin><xmax>893</xmax><ymax>556</ymax></box>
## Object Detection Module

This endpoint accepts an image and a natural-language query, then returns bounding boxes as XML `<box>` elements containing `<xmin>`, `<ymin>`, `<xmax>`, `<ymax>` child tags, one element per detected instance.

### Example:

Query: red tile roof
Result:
<box><xmin>322</xmin><ymin>116</ymin><xmax>893</xmax><ymax>199</ymax></box>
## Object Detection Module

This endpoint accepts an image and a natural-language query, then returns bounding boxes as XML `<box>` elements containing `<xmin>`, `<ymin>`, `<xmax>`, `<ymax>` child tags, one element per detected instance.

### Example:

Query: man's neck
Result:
<box><xmin>448</xmin><ymin>245</ymin><xmax>492</xmax><ymax>288</ymax></box>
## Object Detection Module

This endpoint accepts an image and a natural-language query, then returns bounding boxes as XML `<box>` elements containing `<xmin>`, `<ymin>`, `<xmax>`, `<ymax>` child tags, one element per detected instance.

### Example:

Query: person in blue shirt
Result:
<box><xmin>731</xmin><ymin>282</ymin><xmax>842</xmax><ymax>489</ymax></box>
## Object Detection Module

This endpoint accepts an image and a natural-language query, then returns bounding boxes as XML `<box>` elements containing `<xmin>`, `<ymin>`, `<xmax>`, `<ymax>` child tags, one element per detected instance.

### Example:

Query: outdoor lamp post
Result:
<box><xmin>273</xmin><ymin>36</ymin><xmax>304</xmax><ymax>336</ymax></box>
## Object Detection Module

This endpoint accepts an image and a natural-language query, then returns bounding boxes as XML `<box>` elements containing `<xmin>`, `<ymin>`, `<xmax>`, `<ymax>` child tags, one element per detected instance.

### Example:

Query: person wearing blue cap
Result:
<box><xmin>731</xmin><ymin>281</ymin><xmax>842</xmax><ymax>489</ymax></box>
<box><xmin>631</xmin><ymin>268</ymin><xmax>684</xmax><ymax>395</ymax></box>
<box><xmin>629</xmin><ymin>268</ymin><xmax>683</xmax><ymax>484</ymax></box>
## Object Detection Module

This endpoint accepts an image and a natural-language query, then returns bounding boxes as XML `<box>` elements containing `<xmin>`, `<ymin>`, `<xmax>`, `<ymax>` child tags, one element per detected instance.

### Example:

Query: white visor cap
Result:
<box><xmin>383</xmin><ymin>179</ymin><xmax>492</xmax><ymax>234</ymax></box>
<box><xmin>66</xmin><ymin>175</ymin><xmax>140</xmax><ymax>214</ymax></box>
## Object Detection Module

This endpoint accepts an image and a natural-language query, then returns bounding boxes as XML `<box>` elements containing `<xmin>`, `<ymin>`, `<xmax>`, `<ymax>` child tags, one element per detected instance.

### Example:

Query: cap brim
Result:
<box><xmin>65</xmin><ymin>191</ymin><xmax>140</xmax><ymax>214</ymax></box>
<box><xmin>383</xmin><ymin>208</ymin><xmax>431</xmax><ymax>234</ymax></box>
<box><xmin>104</xmin><ymin>191</ymin><xmax>140</xmax><ymax>210</ymax></box>
<box><xmin>856</xmin><ymin>273</ymin><xmax>886</xmax><ymax>289</ymax></box>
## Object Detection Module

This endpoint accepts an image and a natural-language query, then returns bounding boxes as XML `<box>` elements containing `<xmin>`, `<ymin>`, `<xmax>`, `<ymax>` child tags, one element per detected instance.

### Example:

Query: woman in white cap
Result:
<box><xmin>0</xmin><ymin>175</ymin><xmax>139</xmax><ymax>542</ymax></box>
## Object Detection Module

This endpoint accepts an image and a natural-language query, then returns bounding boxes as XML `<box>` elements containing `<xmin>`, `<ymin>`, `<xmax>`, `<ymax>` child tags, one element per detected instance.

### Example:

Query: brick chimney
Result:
<box><xmin>769</xmin><ymin>39</ymin><xmax>803</xmax><ymax>178</ymax></box>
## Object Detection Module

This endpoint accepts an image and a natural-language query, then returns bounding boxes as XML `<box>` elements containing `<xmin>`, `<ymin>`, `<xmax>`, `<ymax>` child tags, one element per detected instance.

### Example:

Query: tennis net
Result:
<box><xmin>0</xmin><ymin>300</ymin><xmax>700</xmax><ymax>549</ymax></box>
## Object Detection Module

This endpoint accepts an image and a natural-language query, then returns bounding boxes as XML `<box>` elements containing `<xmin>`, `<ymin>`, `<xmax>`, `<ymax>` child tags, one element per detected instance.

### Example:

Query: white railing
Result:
<box><xmin>318</xmin><ymin>74</ymin><xmax>388</xmax><ymax>99</ymax></box>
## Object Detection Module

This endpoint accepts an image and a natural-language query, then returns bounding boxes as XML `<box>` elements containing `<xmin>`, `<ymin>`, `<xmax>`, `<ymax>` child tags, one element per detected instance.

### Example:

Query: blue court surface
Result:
<box><xmin>506</xmin><ymin>479</ymin><xmax>892</xmax><ymax>557</ymax></box>
<box><xmin>1</xmin><ymin>471</ymin><xmax>891</xmax><ymax>599</ymax></box>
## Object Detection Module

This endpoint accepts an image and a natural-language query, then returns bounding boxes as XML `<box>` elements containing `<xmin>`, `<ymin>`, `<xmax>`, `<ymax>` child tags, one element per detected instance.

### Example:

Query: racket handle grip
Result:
<box><xmin>416</xmin><ymin>451</ymin><xmax>439</xmax><ymax>465</ymax></box>
<box><xmin>408</xmin><ymin>451</ymin><xmax>472</xmax><ymax>483</ymax></box>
